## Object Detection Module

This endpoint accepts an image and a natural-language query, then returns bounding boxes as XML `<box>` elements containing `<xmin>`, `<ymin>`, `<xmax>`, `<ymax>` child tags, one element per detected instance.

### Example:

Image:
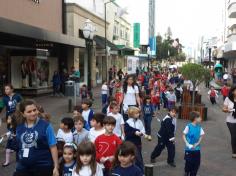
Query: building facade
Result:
<box><xmin>0</xmin><ymin>0</ymin><xmax>84</xmax><ymax>95</ymax></box>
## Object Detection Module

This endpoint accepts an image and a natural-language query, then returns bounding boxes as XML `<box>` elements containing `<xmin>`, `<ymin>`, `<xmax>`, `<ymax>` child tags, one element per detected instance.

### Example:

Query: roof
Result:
<box><xmin>94</xmin><ymin>35</ymin><xmax>118</xmax><ymax>50</ymax></box>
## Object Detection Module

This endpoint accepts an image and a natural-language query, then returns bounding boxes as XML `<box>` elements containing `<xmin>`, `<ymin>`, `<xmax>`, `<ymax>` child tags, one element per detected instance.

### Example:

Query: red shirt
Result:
<box><xmin>95</xmin><ymin>134</ymin><xmax>122</xmax><ymax>169</ymax></box>
<box><xmin>210</xmin><ymin>90</ymin><xmax>216</xmax><ymax>97</ymax></box>
<box><xmin>221</xmin><ymin>86</ymin><xmax>229</xmax><ymax>97</ymax></box>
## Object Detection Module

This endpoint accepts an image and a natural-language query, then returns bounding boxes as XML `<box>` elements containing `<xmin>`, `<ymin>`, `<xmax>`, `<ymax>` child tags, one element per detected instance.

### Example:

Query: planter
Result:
<box><xmin>178</xmin><ymin>104</ymin><xmax>208</xmax><ymax>121</ymax></box>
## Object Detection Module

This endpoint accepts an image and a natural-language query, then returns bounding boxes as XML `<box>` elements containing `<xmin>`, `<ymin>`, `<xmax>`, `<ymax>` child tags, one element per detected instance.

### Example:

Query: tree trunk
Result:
<box><xmin>192</xmin><ymin>85</ymin><xmax>196</xmax><ymax>107</ymax></box>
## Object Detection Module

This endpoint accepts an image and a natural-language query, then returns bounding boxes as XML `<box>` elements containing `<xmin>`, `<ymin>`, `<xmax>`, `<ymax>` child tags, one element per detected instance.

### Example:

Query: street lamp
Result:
<box><xmin>147</xmin><ymin>46</ymin><xmax>151</xmax><ymax>72</ymax></box>
<box><xmin>104</xmin><ymin>0</ymin><xmax>115</xmax><ymax>81</ymax></box>
<box><xmin>83</xmin><ymin>19</ymin><xmax>95</xmax><ymax>90</ymax></box>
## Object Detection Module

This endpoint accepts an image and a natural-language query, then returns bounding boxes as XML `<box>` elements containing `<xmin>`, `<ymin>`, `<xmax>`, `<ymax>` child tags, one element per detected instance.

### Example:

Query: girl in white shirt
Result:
<box><xmin>72</xmin><ymin>141</ymin><xmax>103</xmax><ymax>176</ymax></box>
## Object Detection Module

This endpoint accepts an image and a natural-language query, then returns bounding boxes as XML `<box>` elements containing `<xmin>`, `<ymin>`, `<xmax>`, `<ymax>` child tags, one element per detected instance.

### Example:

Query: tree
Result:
<box><xmin>181</xmin><ymin>63</ymin><xmax>209</xmax><ymax>106</ymax></box>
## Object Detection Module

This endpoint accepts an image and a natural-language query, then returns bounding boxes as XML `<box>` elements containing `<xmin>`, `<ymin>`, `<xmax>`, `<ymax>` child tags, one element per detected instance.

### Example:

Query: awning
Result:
<box><xmin>94</xmin><ymin>35</ymin><xmax>118</xmax><ymax>51</ymax></box>
<box><xmin>0</xmin><ymin>17</ymin><xmax>85</xmax><ymax>47</ymax></box>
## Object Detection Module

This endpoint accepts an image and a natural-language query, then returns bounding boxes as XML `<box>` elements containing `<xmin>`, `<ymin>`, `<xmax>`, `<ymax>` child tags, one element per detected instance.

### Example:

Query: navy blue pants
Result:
<box><xmin>184</xmin><ymin>150</ymin><xmax>201</xmax><ymax>176</ymax></box>
<box><xmin>144</xmin><ymin>115</ymin><xmax>152</xmax><ymax>135</ymax></box>
<box><xmin>102</xmin><ymin>94</ymin><xmax>107</xmax><ymax>105</ymax></box>
<box><xmin>151</xmin><ymin>137</ymin><xmax>175</xmax><ymax>164</ymax></box>
<box><xmin>135</xmin><ymin>146</ymin><xmax>144</xmax><ymax>174</ymax></box>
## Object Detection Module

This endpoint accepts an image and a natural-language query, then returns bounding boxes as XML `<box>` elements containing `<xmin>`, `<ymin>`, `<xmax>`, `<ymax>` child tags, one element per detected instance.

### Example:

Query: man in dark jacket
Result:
<box><xmin>150</xmin><ymin>107</ymin><xmax>177</xmax><ymax>167</ymax></box>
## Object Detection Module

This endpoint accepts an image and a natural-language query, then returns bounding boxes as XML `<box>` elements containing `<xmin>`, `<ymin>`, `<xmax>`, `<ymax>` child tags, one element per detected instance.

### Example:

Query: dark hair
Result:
<box><xmin>61</xmin><ymin>117</ymin><xmax>74</xmax><ymax>130</ymax></box>
<box><xmin>19</xmin><ymin>99</ymin><xmax>37</xmax><ymax>113</ymax></box>
<box><xmin>91</xmin><ymin>113</ymin><xmax>105</xmax><ymax>126</ymax></box>
<box><xmin>7</xmin><ymin>113</ymin><xmax>17</xmax><ymax>134</ymax></box>
<box><xmin>143</xmin><ymin>96</ymin><xmax>151</xmax><ymax>105</ymax></box>
<box><xmin>228</xmin><ymin>86</ymin><xmax>236</xmax><ymax>102</ymax></box>
<box><xmin>168</xmin><ymin>106</ymin><xmax>178</xmax><ymax>113</ymax></box>
<box><xmin>81</xmin><ymin>99</ymin><xmax>92</xmax><ymax>107</ymax></box>
<box><xmin>123</xmin><ymin>75</ymin><xmax>136</xmax><ymax>94</ymax></box>
<box><xmin>103</xmin><ymin>116</ymin><xmax>116</xmax><ymax>125</ymax></box>
<box><xmin>74</xmin><ymin>105</ymin><xmax>82</xmax><ymax>112</ymax></box>
<box><xmin>108</xmin><ymin>96</ymin><xmax>117</xmax><ymax>104</ymax></box>
<box><xmin>189</xmin><ymin>111</ymin><xmax>200</xmax><ymax>122</ymax></box>
<box><xmin>4</xmin><ymin>84</ymin><xmax>14</xmax><ymax>90</ymax></box>
<box><xmin>59</xmin><ymin>142</ymin><xmax>77</xmax><ymax>176</ymax></box>
<box><xmin>112</xmin><ymin>141</ymin><xmax>136</xmax><ymax>168</ymax></box>
<box><xmin>76</xmin><ymin>142</ymin><xmax>97</xmax><ymax>175</ymax></box>
<box><xmin>110</xmin><ymin>102</ymin><xmax>119</xmax><ymax>109</ymax></box>
<box><xmin>57</xmin><ymin>139</ymin><xmax>65</xmax><ymax>158</ymax></box>
<box><xmin>74</xmin><ymin>115</ymin><xmax>85</xmax><ymax>124</ymax></box>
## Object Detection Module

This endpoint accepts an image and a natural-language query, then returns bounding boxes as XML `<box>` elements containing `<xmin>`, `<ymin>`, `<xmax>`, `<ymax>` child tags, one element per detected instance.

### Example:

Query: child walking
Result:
<box><xmin>101</xmin><ymin>81</ymin><xmax>108</xmax><ymax>106</ymax></box>
<box><xmin>183</xmin><ymin>111</ymin><xmax>205</xmax><ymax>176</ymax></box>
<box><xmin>59</xmin><ymin>143</ymin><xmax>77</xmax><ymax>176</ymax></box>
<box><xmin>107</xmin><ymin>102</ymin><xmax>125</xmax><ymax>139</ymax></box>
<box><xmin>150</xmin><ymin>107</ymin><xmax>177</xmax><ymax>167</ymax></box>
<box><xmin>57</xmin><ymin>117</ymin><xmax>74</xmax><ymax>143</ymax></box>
<box><xmin>208</xmin><ymin>86</ymin><xmax>218</xmax><ymax>105</ymax></box>
<box><xmin>143</xmin><ymin>96</ymin><xmax>154</xmax><ymax>141</ymax></box>
<box><xmin>72</xmin><ymin>141</ymin><xmax>103</xmax><ymax>176</ymax></box>
<box><xmin>95</xmin><ymin>116</ymin><xmax>122</xmax><ymax>176</ymax></box>
<box><xmin>88</xmin><ymin>113</ymin><xmax>105</xmax><ymax>143</ymax></box>
<box><xmin>73</xmin><ymin>115</ymin><xmax>89</xmax><ymax>145</ymax></box>
<box><xmin>80</xmin><ymin>84</ymin><xmax>89</xmax><ymax>100</ymax></box>
<box><xmin>81</xmin><ymin>99</ymin><xmax>94</xmax><ymax>130</ymax></box>
<box><xmin>1</xmin><ymin>114</ymin><xmax>17</xmax><ymax>167</ymax></box>
<box><xmin>125</xmin><ymin>107</ymin><xmax>146</xmax><ymax>174</ymax></box>
<box><xmin>111</xmin><ymin>141</ymin><xmax>142</xmax><ymax>176</ymax></box>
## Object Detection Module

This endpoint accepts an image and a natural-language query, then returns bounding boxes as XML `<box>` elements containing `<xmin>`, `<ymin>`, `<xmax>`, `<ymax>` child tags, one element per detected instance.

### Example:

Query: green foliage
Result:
<box><xmin>156</xmin><ymin>27</ymin><xmax>185</xmax><ymax>61</ymax></box>
<box><xmin>181</xmin><ymin>63</ymin><xmax>206</xmax><ymax>86</ymax></box>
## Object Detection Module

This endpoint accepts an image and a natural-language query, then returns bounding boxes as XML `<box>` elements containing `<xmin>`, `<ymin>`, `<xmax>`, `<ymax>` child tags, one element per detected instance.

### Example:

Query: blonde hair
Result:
<box><xmin>128</xmin><ymin>107</ymin><xmax>140</xmax><ymax>118</ymax></box>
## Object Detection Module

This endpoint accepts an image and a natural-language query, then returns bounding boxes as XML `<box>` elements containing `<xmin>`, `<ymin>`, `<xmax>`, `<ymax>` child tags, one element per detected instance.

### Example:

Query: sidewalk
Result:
<box><xmin>0</xmin><ymin>85</ymin><xmax>235</xmax><ymax>176</ymax></box>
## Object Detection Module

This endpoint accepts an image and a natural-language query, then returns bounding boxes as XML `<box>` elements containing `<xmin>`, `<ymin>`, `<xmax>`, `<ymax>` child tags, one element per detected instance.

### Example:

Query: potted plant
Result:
<box><xmin>179</xmin><ymin>63</ymin><xmax>210</xmax><ymax>120</ymax></box>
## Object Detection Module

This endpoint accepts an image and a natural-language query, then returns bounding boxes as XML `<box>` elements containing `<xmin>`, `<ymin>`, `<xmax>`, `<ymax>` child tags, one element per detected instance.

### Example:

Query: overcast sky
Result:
<box><xmin>116</xmin><ymin>0</ymin><xmax>225</xmax><ymax>47</ymax></box>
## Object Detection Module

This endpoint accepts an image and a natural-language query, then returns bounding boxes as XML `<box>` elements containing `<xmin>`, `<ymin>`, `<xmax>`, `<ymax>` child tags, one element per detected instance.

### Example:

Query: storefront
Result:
<box><xmin>0</xmin><ymin>17</ymin><xmax>84</xmax><ymax>96</ymax></box>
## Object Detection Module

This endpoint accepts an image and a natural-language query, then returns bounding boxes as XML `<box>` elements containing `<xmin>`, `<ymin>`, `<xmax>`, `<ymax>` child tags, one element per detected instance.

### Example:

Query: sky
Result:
<box><xmin>116</xmin><ymin>0</ymin><xmax>225</xmax><ymax>48</ymax></box>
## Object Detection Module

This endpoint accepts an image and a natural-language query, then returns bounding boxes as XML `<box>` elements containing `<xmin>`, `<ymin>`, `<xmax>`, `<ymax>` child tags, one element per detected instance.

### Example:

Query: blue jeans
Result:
<box><xmin>102</xmin><ymin>94</ymin><xmax>107</xmax><ymax>105</ymax></box>
<box><xmin>144</xmin><ymin>115</ymin><xmax>152</xmax><ymax>135</ymax></box>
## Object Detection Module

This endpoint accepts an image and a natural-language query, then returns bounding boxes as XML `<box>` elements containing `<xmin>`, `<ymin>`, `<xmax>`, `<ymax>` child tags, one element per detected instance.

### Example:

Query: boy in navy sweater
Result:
<box><xmin>150</xmin><ymin>107</ymin><xmax>177</xmax><ymax>167</ymax></box>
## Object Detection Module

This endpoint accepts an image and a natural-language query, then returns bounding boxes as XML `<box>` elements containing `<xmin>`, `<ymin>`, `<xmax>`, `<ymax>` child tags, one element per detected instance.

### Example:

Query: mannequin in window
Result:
<box><xmin>21</xmin><ymin>59</ymin><xmax>28</xmax><ymax>88</ymax></box>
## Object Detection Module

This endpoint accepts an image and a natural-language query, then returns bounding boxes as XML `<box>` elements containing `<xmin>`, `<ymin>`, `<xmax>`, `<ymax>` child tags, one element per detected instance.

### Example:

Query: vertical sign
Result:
<box><xmin>133</xmin><ymin>23</ymin><xmax>140</xmax><ymax>48</ymax></box>
<box><xmin>149</xmin><ymin>37</ymin><xmax>156</xmax><ymax>56</ymax></box>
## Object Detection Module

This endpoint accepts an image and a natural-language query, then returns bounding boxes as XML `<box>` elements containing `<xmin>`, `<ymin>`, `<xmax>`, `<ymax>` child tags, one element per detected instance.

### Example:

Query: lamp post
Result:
<box><xmin>83</xmin><ymin>19</ymin><xmax>95</xmax><ymax>91</ymax></box>
<box><xmin>147</xmin><ymin>46</ymin><xmax>151</xmax><ymax>72</ymax></box>
<box><xmin>104</xmin><ymin>0</ymin><xmax>115</xmax><ymax>82</ymax></box>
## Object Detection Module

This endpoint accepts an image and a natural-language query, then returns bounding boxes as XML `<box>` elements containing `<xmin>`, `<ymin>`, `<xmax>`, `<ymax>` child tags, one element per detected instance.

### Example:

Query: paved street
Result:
<box><xmin>0</xmin><ymin>86</ymin><xmax>235</xmax><ymax>176</ymax></box>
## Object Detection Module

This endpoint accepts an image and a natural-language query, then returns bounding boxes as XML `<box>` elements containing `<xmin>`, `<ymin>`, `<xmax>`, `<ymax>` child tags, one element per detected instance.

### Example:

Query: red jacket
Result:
<box><xmin>221</xmin><ymin>86</ymin><xmax>229</xmax><ymax>97</ymax></box>
<box><xmin>95</xmin><ymin>134</ymin><xmax>122</xmax><ymax>169</ymax></box>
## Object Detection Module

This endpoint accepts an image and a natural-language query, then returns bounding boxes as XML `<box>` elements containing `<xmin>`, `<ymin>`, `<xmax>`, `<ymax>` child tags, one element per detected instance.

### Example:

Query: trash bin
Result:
<box><xmin>65</xmin><ymin>80</ymin><xmax>75</xmax><ymax>97</ymax></box>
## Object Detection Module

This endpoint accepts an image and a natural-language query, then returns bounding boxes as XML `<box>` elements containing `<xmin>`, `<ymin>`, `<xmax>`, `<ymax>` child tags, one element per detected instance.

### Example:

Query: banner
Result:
<box><xmin>133</xmin><ymin>23</ymin><xmax>140</xmax><ymax>48</ymax></box>
<box><xmin>149</xmin><ymin>37</ymin><xmax>156</xmax><ymax>56</ymax></box>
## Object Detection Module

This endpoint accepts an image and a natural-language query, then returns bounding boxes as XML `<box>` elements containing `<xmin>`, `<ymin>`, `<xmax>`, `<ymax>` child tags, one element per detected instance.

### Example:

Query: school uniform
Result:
<box><xmin>150</xmin><ymin>114</ymin><xmax>176</xmax><ymax>164</ymax></box>
<box><xmin>62</xmin><ymin>160</ymin><xmax>76</xmax><ymax>176</ymax></box>
<box><xmin>111</xmin><ymin>164</ymin><xmax>142</xmax><ymax>176</ymax></box>
<box><xmin>125</xmin><ymin>118</ymin><xmax>145</xmax><ymax>174</ymax></box>
<box><xmin>6</xmin><ymin>127</ymin><xmax>17</xmax><ymax>151</ymax></box>
<box><xmin>15</xmin><ymin>118</ymin><xmax>57</xmax><ymax>176</ymax></box>
<box><xmin>81</xmin><ymin>109</ymin><xmax>94</xmax><ymax>130</ymax></box>
<box><xmin>2</xmin><ymin>93</ymin><xmax>22</xmax><ymax>118</ymax></box>
<box><xmin>143</xmin><ymin>104</ymin><xmax>154</xmax><ymax>135</ymax></box>
<box><xmin>183</xmin><ymin>123</ymin><xmax>205</xmax><ymax>176</ymax></box>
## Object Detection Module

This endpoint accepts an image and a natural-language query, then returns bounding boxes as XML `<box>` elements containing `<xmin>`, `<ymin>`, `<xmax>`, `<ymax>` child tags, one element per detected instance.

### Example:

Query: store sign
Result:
<box><xmin>31</xmin><ymin>0</ymin><xmax>40</xmax><ymax>4</ymax></box>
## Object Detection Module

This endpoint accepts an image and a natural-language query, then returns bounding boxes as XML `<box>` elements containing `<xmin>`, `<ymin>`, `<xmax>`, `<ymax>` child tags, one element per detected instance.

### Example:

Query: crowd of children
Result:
<box><xmin>0</xmin><ymin>69</ymin><xmax>209</xmax><ymax>176</ymax></box>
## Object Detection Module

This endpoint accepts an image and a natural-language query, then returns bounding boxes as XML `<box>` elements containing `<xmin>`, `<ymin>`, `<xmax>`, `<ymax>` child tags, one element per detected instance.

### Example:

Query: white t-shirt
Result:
<box><xmin>82</xmin><ymin>109</ymin><xmax>91</xmax><ymax>122</ymax></box>
<box><xmin>223</xmin><ymin>74</ymin><xmax>228</xmax><ymax>80</ymax></box>
<box><xmin>183</xmin><ymin>125</ymin><xmax>205</xmax><ymax>135</ymax></box>
<box><xmin>126</xmin><ymin>118</ymin><xmax>145</xmax><ymax>134</ymax></box>
<box><xmin>122</xmin><ymin>85</ymin><xmax>139</xmax><ymax>112</ymax></box>
<box><xmin>101</xmin><ymin>84</ymin><xmax>108</xmax><ymax>95</ymax></box>
<box><xmin>107</xmin><ymin>112</ymin><xmax>125</xmax><ymax>137</ymax></box>
<box><xmin>88</xmin><ymin>127</ymin><xmax>105</xmax><ymax>143</ymax></box>
<box><xmin>72</xmin><ymin>163</ymin><xmax>104</xmax><ymax>176</ymax></box>
<box><xmin>56</xmin><ymin>129</ymin><xmax>73</xmax><ymax>143</ymax></box>
<box><xmin>224</xmin><ymin>97</ymin><xmax>236</xmax><ymax>123</ymax></box>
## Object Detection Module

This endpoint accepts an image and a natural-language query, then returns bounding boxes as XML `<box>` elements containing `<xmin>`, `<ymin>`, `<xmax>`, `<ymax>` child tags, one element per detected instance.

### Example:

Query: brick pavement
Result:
<box><xmin>0</xmin><ymin>85</ymin><xmax>235</xmax><ymax>176</ymax></box>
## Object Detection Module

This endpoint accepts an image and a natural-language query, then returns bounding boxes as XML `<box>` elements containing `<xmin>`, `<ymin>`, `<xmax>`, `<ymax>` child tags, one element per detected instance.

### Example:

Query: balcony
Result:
<box><xmin>228</xmin><ymin>0</ymin><xmax>236</xmax><ymax>18</ymax></box>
